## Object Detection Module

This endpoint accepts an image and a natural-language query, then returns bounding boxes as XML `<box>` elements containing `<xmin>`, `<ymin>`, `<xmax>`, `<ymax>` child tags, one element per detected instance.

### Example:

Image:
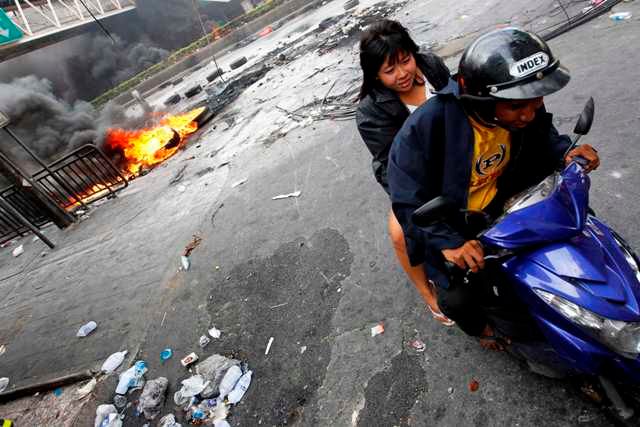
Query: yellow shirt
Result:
<box><xmin>467</xmin><ymin>117</ymin><xmax>511</xmax><ymax>211</ymax></box>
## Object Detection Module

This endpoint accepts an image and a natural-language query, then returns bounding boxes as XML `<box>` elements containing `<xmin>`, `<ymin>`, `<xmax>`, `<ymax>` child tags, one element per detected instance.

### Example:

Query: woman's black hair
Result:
<box><xmin>358</xmin><ymin>19</ymin><xmax>421</xmax><ymax>100</ymax></box>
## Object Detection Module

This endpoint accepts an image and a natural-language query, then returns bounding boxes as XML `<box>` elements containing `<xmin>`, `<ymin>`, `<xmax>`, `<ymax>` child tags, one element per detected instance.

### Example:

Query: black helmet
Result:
<box><xmin>459</xmin><ymin>27</ymin><xmax>570</xmax><ymax>100</ymax></box>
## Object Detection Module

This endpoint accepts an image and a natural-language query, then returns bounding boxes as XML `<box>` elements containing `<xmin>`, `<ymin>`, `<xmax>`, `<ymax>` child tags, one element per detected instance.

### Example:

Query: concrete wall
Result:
<box><xmin>113</xmin><ymin>0</ymin><xmax>323</xmax><ymax>106</ymax></box>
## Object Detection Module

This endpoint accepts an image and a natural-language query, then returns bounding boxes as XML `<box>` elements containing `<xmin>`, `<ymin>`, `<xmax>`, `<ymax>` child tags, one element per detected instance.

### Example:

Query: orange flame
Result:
<box><xmin>105</xmin><ymin>107</ymin><xmax>205</xmax><ymax>175</ymax></box>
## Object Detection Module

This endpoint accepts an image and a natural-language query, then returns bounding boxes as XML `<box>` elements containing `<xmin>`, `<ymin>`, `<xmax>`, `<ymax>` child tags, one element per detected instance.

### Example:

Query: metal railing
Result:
<box><xmin>0</xmin><ymin>144</ymin><xmax>128</xmax><ymax>245</ymax></box>
<box><xmin>32</xmin><ymin>144</ymin><xmax>128</xmax><ymax>210</ymax></box>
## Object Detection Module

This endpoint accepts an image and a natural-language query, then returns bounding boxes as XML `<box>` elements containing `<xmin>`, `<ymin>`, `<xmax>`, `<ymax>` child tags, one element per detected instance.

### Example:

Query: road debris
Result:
<box><xmin>115</xmin><ymin>360</ymin><xmax>147</xmax><ymax>395</ymax></box>
<box><xmin>577</xmin><ymin>411</ymin><xmax>597</xmax><ymax>423</ymax></box>
<box><xmin>0</xmin><ymin>344</ymin><xmax>6</xmax><ymax>355</ymax></box>
<box><xmin>101</xmin><ymin>350</ymin><xmax>128</xmax><ymax>373</ymax></box>
<box><xmin>208</xmin><ymin>326</ymin><xmax>222</xmax><ymax>339</ymax></box>
<box><xmin>265</xmin><ymin>337</ymin><xmax>275</xmax><ymax>355</ymax></box>
<box><xmin>174</xmin><ymin>375</ymin><xmax>209</xmax><ymax>406</ymax></box>
<box><xmin>300</xmin><ymin>346</ymin><xmax>307</xmax><ymax>354</ymax></box>
<box><xmin>610</xmin><ymin>11</ymin><xmax>632</xmax><ymax>21</ymax></box>
<box><xmin>218</xmin><ymin>365</ymin><xmax>243</xmax><ymax>400</ymax></box>
<box><xmin>53</xmin><ymin>387</ymin><xmax>63</xmax><ymax>397</ymax></box>
<box><xmin>181</xmin><ymin>255</ymin><xmax>191</xmax><ymax>271</ymax></box>
<box><xmin>177</xmin><ymin>185</ymin><xmax>187</xmax><ymax>193</ymax></box>
<box><xmin>77</xmin><ymin>320</ymin><xmax>98</xmax><ymax>337</ymax></box>
<box><xmin>161</xmin><ymin>348</ymin><xmax>173</xmax><ymax>362</ymax></box>
<box><xmin>231</xmin><ymin>178</ymin><xmax>247</xmax><ymax>188</ymax></box>
<box><xmin>12</xmin><ymin>245</ymin><xmax>24</xmax><ymax>257</ymax></box>
<box><xmin>75</xmin><ymin>378</ymin><xmax>97</xmax><ymax>400</ymax></box>
<box><xmin>159</xmin><ymin>414</ymin><xmax>182</xmax><ymax>427</ymax></box>
<box><xmin>181</xmin><ymin>352</ymin><xmax>199</xmax><ymax>367</ymax></box>
<box><xmin>447</xmin><ymin>387</ymin><xmax>454</xmax><ymax>394</ymax></box>
<box><xmin>137</xmin><ymin>377</ymin><xmax>169</xmax><ymax>420</ymax></box>
<box><xmin>227</xmin><ymin>370</ymin><xmax>252</xmax><ymax>404</ymax></box>
<box><xmin>409</xmin><ymin>339</ymin><xmax>426</xmax><ymax>352</ymax></box>
<box><xmin>0</xmin><ymin>377</ymin><xmax>8</xmax><ymax>392</ymax></box>
<box><xmin>468</xmin><ymin>379</ymin><xmax>480</xmax><ymax>392</ymax></box>
<box><xmin>199</xmin><ymin>335</ymin><xmax>211</xmax><ymax>348</ymax></box>
<box><xmin>272</xmin><ymin>190</ymin><xmax>301</xmax><ymax>200</ymax></box>
<box><xmin>370</xmin><ymin>323</ymin><xmax>385</xmax><ymax>337</ymax></box>
<box><xmin>183</xmin><ymin>235</ymin><xmax>202</xmax><ymax>257</ymax></box>
<box><xmin>95</xmin><ymin>404</ymin><xmax>119</xmax><ymax>427</ymax></box>
<box><xmin>196</xmin><ymin>354</ymin><xmax>241</xmax><ymax>397</ymax></box>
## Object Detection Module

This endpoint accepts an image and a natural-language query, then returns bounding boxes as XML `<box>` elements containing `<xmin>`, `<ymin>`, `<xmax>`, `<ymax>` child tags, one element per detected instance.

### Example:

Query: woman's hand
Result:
<box><xmin>565</xmin><ymin>144</ymin><xmax>600</xmax><ymax>173</ymax></box>
<box><xmin>442</xmin><ymin>240</ymin><xmax>485</xmax><ymax>273</ymax></box>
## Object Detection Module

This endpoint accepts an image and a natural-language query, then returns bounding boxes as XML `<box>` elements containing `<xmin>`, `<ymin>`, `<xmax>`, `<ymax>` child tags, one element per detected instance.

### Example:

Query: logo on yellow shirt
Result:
<box><xmin>475</xmin><ymin>144</ymin><xmax>507</xmax><ymax>176</ymax></box>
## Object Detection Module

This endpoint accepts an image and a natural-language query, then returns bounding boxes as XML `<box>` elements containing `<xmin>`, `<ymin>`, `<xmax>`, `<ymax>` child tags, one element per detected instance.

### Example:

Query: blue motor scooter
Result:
<box><xmin>413</xmin><ymin>100</ymin><xmax>640</xmax><ymax>423</ymax></box>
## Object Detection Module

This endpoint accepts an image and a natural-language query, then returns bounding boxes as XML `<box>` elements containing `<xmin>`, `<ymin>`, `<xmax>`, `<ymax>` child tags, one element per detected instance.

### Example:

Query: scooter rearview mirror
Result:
<box><xmin>573</xmin><ymin>97</ymin><xmax>595</xmax><ymax>136</ymax></box>
<box><xmin>412</xmin><ymin>196</ymin><xmax>458</xmax><ymax>227</ymax></box>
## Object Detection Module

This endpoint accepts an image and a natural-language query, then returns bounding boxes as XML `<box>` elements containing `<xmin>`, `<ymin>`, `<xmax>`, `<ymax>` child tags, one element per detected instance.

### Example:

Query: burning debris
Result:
<box><xmin>104</xmin><ymin>107</ymin><xmax>207</xmax><ymax>176</ymax></box>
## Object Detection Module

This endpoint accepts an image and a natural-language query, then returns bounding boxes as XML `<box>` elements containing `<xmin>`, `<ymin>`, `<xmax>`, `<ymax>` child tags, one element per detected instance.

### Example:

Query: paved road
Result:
<box><xmin>1</xmin><ymin>0</ymin><xmax>639</xmax><ymax>425</ymax></box>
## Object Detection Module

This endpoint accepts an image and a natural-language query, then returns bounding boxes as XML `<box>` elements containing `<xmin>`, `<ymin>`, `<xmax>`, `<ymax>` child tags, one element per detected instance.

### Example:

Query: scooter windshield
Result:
<box><xmin>483</xmin><ymin>162</ymin><xmax>590</xmax><ymax>249</ymax></box>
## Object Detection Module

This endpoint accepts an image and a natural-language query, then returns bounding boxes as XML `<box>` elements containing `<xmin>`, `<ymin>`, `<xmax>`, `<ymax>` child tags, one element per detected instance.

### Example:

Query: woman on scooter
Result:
<box><xmin>387</xmin><ymin>27</ymin><xmax>600</xmax><ymax>349</ymax></box>
<box><xmin>356</xmin><ymin>19</ymin><xmax>454</xmax><ymax>325</ymax></box>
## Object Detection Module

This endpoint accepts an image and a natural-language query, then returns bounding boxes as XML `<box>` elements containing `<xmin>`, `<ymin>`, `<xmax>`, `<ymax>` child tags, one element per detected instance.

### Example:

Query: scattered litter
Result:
<box><xmin>0</xmin><ymin>377</ymin><xmax>9</xmax><ymax>393</ymax></box>
<box><xmin>409</xmin><ymin>339</ymin><xmax>426</xmax><ymax>352</ymax></box>
<box><xmin>115</xmin><ymin>360</ymin><xmax>147</xmax><ymax>395</ymax></box>
<box><xmin>12</xmin><ymin>245</ymin><xmax>24</xmax><ymax>257</ymax></box>
<box><xmin>610</xmin><ymin>12</ymin><xmax>632</xmax><ymax>21</ymax></box>
<box><xmin>271</xmin><ymin>190</ymin><xmax>301</xmax><ymax>200</ymax></box>
<box><xmin>161</xmin><ymin>312</ymin><xmax>167</xmax><ymax>327</ymax></box>
<box><xmin>160</xmin><ymin>348</ymin><xmax>173</xmax><ymax>362</ymax></box>
<box><xmin>227</xmin><ymin>370</ymin><xmax>252</xmax><ymax>404</ymax></box>
<box><xmin>77</xmin><ymin>321</ymin><xmax>98</xmax><ymax>337</ymax></box>
<box><xmin>32</xmin><ymin>235</ymin><xmax>40</xmax><ymax>242</ymax></box>
<box><xmin>218</xmin><ymin>365</ymin><xmax>243</xmax><ymax>400</ymax></box>
<box><xmin>265</xmin><ymin>337</ymin><xmax>275</xmax><ymax>355</ymax></box>
<box><xmin>0</xmin><ymin>344</ymin><xmax>6</xmax><ymax>355</ymax></box>
<box><xmin>447</xmin><ymin>387</ymin><xmax>454</xmax><ymax>394</ymax></box>
<box><xmin>371</xmin><ymin>323</ymin><xmax>385</xmax><ymax>337</ymax></box>
<box><xmin>180</xmin><ymin>256</ymin><xmax>191</xmax><ymax>271</ymax></box>
<box><xmin>181</xmin><ymin>352</ymin><xmax>199</xmax><ymax>367</ymax></box>
<box><xmin>159</xmin><ymin>414</ymin><xmax>182</xmax><ymax>427</ymax></box>
<box><xmin>199</xmin><ymin>335</ymin><xmax>211</xmax><ymax>348</ymax></box>
<box><xmin>75</xmin><ymin>378</ymin><xmax>97</xmax><ymax>400</ymax></box>
<box><xmin>270</xmin><ymin>302</ymin><xmax>288</xmax><ymax>309</ymax></box>
<box><xmin>137</xmin><ymin>377</ymin><xmax>169</xmax><ymax>420</ymax></box>
<box><xmin>113</xmin><ymin>394</ymin><xmax>127</xmax><ymax>409</ymax></box>
<box><xmin>208</xmin><ymin>327</ymin><xmax>222</xmax><ymax>339</ymax></box>
<box><xmin>300</xmin><ymin>346</ymin><xmax>307</xmax><ymax>354</ymax></box>
<box><xmin>53</xmin><ymin>387</ymin><xmax>63</xmax><ymax>397</ymax></box>
<box><xmin>101</xmin><ymin>350</ymin><xmax>128</xmax><ymax>373</ymax></box>
<box><xmin>214</xmin><ymin>420</ymin><xmax>231</xmax><ymax>427</ymax></box>
<box><xmin>95</xmin><ymin>404</ymin><xmax>118</xmax><ymax>427</ymax></box>
<box><xmin>468</xmin><ymin>379</ymin><xmax>480</xmax><ymax>392</ymax></box>
<box><xmin>231</xmin><ymin>178</ymin><xmax>247</xmax><ymax>188</ymax></box>
<box><xmin>177</xmin><ymin>185</ymin><xmax>187</xmax><ymax>193</ymax></box>
<box><xmin>578</xmin><ymin>412</ymin><xmax>597</xmax><ymax>423</ymax></box>
<box><xmin>183</xmin><ymin>235</ymin><xmax>203</xmax><ymax>257</ymax></box>
<box><xmin>174</xmin><ymin>375</ymin><xmax>209</xmax><ymax>405</ymax></box>
<box><xmin>195</xmin><ymin>354</ymin><xmax>241</xmax><ymax>397</ymax></box>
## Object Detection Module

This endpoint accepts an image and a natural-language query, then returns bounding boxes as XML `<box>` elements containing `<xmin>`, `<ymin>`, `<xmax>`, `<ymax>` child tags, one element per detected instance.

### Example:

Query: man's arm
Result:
<box><xmin>387</xmin><ymin>114</ymin><xmax>466</xmax><ymax>267</ymax></box>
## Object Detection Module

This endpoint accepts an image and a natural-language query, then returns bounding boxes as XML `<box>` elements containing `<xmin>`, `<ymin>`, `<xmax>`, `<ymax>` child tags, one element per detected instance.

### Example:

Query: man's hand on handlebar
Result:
<box><xmin>565</xmin><ymin>144</ymin><xmax>600</xmax><ymax>173</ymax></box>
<box><xmin>442</xmin><ymin>240</ymin><xmax>485</xmax><ymax>273</ymax></box>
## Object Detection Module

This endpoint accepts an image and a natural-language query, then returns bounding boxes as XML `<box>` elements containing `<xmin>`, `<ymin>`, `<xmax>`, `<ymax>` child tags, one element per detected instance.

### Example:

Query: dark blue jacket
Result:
<box><xmin>387</xmin><ymin>79</ymin><xmax>571</xmax><ymax>288</ymax></box>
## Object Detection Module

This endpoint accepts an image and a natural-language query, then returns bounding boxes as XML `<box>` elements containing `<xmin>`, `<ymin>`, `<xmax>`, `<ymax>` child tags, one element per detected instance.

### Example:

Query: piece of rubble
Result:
<box><xmin>370</xmin><ymin>323</ymin><xmax>384</xmax><ymax>337</ymax></box>
<box><xmin>272</xmin><ymin>190</ymin><xmax>301</xmax><ymax>200</ymax></box>
<box><xmin>137</xmin><ymin>377</ymin><xmax>169</xmax><ymax>420</ymax></box>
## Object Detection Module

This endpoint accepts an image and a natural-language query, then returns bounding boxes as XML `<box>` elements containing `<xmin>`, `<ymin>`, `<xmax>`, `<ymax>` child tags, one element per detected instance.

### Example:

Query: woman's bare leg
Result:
<box><xmin>388</xmin><ymin>211</ymin><xmax>451</xmax><ymax>323</ymax></box>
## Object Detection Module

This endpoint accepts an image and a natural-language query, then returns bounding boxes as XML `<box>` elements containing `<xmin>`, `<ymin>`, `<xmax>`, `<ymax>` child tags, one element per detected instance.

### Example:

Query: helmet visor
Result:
<box><xmin>491</xmin><ymin>64</ymin><xmax>570</xmax><ymax>100</ymax></box>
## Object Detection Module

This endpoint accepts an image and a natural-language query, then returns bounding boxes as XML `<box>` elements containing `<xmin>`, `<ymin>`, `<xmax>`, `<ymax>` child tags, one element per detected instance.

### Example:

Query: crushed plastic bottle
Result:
<box><xmin>101</xmin><ymin>351</ymin><xmax>128</xmax><ymax>373</ymax></box>
<box><xmin>0</xmin><ymin>377</ymin><xmax>9</xmax><ymax>393</ymax></box>
<box><xmin>115</xmin><ymin>360</ymin><xmax>147</xmax><ymax>394</ymax></box>
<box><xmin>77</xmin><ymin>321</ymin><xmax>97</xmax><ymax>337</ymax></box>
<box><xmin>218</xmin><ymin>365</ymin><xmax>242</xmax><ymax>400</ymax></box>
<box><xmin>227</xmin><ymin>370</ymin><xmax>252</xmax><ymax>404</ymax></box>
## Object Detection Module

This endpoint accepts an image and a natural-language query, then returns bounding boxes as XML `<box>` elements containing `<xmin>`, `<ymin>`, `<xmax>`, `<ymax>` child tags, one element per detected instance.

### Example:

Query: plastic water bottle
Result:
<box><xmin>227</xmin><ymin>370</ymin><xmax>252</xmax><ymax>404</ymax></box>
<box><xmin>217</xmin><ymin>366</ymin><xmax>242</xmax><ymax>400</ymax></box>
<box><xmin>115</xmin><ymin>361</ymin><xmax>147</xmax><ymax>394</ymax></box>
<box><xmin>101</xmin><ymin>351</ymin><xmax>128</xmax><ymax>373</ymax></box>
<box><xmin>77</xmin><ymin>321</ymin><xmax>97</xmax><ymax>337</ymax></box>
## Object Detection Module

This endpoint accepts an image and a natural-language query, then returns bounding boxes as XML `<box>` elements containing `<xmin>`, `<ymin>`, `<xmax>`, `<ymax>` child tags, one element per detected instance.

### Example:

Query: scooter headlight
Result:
<box><xmin>504</xmin><ymin>173</ymin><xmax>559</xmax><ymax>213</ymax></box>
<box><xmin>535</xmin><ymin>289</ymin><xmax>640</xmax><ymax>359</ymax></box>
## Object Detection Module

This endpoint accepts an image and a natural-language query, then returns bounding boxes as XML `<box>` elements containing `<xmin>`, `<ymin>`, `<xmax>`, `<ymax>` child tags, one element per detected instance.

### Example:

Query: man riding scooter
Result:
<box><xmin>387</xmin><ymin>27</ymin><xmax>600</xmax><ymax>349</ymax></box>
